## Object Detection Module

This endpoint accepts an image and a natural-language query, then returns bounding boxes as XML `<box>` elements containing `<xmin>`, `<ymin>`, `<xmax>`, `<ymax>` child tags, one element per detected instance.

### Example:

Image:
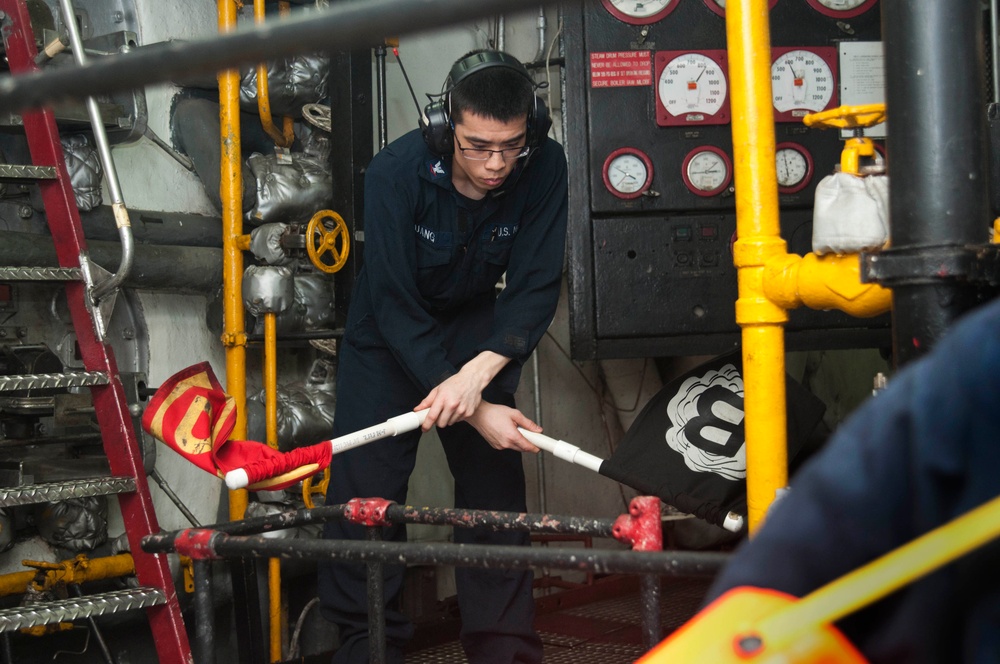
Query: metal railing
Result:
<box><xmin>143</xmin><ymin>496</ymin><xmax>729</xmax><ymax>663</ymax></box>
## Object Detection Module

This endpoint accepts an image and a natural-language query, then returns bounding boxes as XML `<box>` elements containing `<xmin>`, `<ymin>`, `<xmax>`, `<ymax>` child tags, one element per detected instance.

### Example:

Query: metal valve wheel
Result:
<box><xmin>302</xmin><ymin>103</ymin><xmax>332</xmax><ymax>133</ymax></box>
<box><xmin>306</xmin><ymin>210</ymin><xmax>350</xmax><ymax>274</ymax></box>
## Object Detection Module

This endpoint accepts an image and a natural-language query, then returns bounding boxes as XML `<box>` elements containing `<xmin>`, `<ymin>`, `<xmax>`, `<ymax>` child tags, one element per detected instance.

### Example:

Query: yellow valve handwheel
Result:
<box><xmin>302</xmin><ymin>468</ymin><xmax>330</xmax><ymax>509</ymax></box>
<box><xmin>803</xmin><ymin>103</ymin><xmax>886</xmax><ymax>131</ymax></box>
<box><xmin>306</xmin><ymin>210</ymin><xmax>350</xmax><ymax>274</ymax></box>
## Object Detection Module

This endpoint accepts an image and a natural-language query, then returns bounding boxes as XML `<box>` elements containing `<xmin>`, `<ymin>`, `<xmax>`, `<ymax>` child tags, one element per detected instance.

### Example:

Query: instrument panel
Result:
<box><xmin>566</xmin><ymin>0</ymin><xmax>888</xmax><ymax>358</ymax></box>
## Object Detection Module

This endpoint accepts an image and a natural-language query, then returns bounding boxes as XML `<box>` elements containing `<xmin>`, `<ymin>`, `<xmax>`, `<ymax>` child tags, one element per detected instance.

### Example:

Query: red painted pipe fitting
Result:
<box><xmin>173</xmin><ymin>529</ymin><xmax>219</xmax><ymax>560</ymax></box>
<box><xmin>344</xmin><ymin>497</ymin><xmax>395</xmax><ymax>526</ymax></box>
<box><xmin>612</xmin><ymin>496</ymin><xmax>663</xmax><ymax>551</ymax></box>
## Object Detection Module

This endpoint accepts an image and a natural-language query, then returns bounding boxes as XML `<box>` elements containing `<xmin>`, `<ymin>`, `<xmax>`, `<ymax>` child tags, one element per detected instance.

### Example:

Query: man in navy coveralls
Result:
<box><xmin>318</xmin><ymin>49</ymin><xmax>567</xmax><ymax>664</ymax></box>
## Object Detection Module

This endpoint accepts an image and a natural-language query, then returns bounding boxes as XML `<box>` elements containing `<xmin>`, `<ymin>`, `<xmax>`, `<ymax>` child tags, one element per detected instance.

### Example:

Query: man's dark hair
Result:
<box><xmin>448</xmin><ymin>49</ymin><xmax>534</xmax><ymax>125</ymax></box>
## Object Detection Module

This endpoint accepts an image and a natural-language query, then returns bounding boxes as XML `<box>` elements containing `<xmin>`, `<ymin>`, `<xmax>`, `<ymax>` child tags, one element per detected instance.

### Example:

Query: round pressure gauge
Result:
<box><xmin>602</xmin><ymin>148</ymin><xmax>654</xmax><ymax>200</ymax></box>
<box><xmin>601</xmin><ymin>0</ymin><xmax>679</xmax><ymax>24</ymax></box>
<box><xmin>655</xmin><ymin>50</ymin><xmax>730</xmax><ymax>126</ymax></box>
<box><xmin>805</xmin><ymin>0</ymin><xmax>878</xmax><ymax>19</ymax></box>
<box><xmin>703</xmin><ymin>0</ymin><xmax>778</xmax><ymax>18</ymax></box>
<box><xmin>771</xmin><ymin>47</ymin><xmax>837</xmax><ymax>122</ymax></box>
<box><xmin>775</xmin><ymin>142</ymin><xmax>814</xmax><ymax>194</ymax></box>
<box><xmin>682</xmin><ymin>146</ymin><xmax>732</xmax><ymax>197</ymax></box>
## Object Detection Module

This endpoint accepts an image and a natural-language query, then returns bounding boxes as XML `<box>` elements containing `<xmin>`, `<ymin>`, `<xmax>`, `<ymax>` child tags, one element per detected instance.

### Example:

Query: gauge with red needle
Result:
<box><xmin>601</xmin><ymin>0</ymin><xmax>679</xmax><ymax>24</ymax></box>
<box><xmin>655</xmin><ymin>50</ymin><xmax>730</xmax><ymax>126</ymax></box>
<box><xmin>770</xmin><ymin>46</ymin><xmax>838</xmax><ymax>122</ymax></box>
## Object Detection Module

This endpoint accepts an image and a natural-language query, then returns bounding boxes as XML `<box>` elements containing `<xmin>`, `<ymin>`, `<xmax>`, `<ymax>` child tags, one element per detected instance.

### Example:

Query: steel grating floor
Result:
<box><xmin>406</xmin><ymin>577</ymin><xmax>712</xmax><ymax>663</ymax></box>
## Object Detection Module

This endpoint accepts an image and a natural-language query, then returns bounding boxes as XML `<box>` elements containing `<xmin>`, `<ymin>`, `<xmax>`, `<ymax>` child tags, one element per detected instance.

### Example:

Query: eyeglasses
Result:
<box><xmin>455</xmin><ymin>135</ymin><xmax>530</xmax><ymax>161</ymax></box>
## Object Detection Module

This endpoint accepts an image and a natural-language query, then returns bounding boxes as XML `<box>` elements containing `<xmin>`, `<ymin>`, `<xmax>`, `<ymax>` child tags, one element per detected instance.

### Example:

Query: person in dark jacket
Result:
<box><xmin>705</xmin><ymin>296</ymin><xmax>1000</xmax><ymax>662</ymax></box>
<box><xmin>318</xmin><ymin>49</ymin><xmax>567</xmax><ymax>664</ymax></box>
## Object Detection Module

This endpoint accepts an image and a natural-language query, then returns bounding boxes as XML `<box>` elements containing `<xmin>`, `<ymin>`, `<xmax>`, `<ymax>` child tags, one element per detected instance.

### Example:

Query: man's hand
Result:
<box><xmin>466</xmin><ymin>402</ymin><xmax>541</xmax><ymax>453</ymax></box>
<box><xmin>416</xmin><ymin>351</ymin><xmax>511</xmax><ymax>430</ymax></box>
<box><xmin>416</xmin><ymin>371</ymin><xmax>484</xmax><ymax>429</ymax></box>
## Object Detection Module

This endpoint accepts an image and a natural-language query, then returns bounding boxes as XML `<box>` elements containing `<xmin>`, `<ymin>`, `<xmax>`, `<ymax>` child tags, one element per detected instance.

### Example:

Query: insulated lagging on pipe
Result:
<box><xmin>518</xmin><ymin>429</ymin><xmax>745</xmax><ymax>533</ymax></box>
<box><xmin>225</xmin><ymin>409</ymin><xmax>429</xmax><ymax>490</ymax></box>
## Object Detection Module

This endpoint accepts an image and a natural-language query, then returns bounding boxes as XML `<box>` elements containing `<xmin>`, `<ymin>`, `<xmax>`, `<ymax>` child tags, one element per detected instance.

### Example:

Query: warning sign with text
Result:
<box><xmin>590</xmin><ymin>51</ymin><xmax>653</xmax><ymax>88</ymax></box>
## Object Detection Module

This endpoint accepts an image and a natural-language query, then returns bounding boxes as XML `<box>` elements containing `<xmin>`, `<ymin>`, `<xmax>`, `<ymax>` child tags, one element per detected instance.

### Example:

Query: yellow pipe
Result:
<box><xmin>254</xmin><ymin>0</ymin><xmax>295</xmax><ymax>148</ymax></box>
<box><xmin>994</xmin><ymin>217</ymin><xmax>1000</xmax><ymax>244</ymax></box>
<box><xmin>0</xmin><ymin>554</ymin><xmax>135</xmax><ymax>597</ymax></box>
<box><xmin>235</xmin><ymin>233</ymin><xmax>252</xmax><ymax>252</ymax></box>
<box><xmin>727</xmin><ymin>0</ymin><xmax>788</xmax><ymax>533</ymax></box>
<box><xmin>764</xmin><ymin>252</ymin><xmax>892</xmax><ymax>318</ymax></box>
<box><xmin>757</xmin><ymin>493</ymin><xmax>1000</xmax><ymax>651</ymax></box>
<box><xmin>219</xmin><ymin>0</ymin><xmax>248</xmax><ymax>522</ymax></box>
<box><xmin>264</xmin><ymin>312</ymin><xmax>279</xmax><ymax>451</ymax></box>
<box><xmin>264</xmin><ymin>312</ymin><xmax>282</xmax><ymax>662</ymax></box>
<box><xmin>269</xmin><ymin>557</ymin><xmax>283</xmax><ymax>661</ymax></box>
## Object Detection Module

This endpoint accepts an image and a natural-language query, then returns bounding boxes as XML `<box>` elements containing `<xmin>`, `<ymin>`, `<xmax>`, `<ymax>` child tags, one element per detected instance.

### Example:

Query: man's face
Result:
<box><xmin>450</xmin><ymin>111</ymin><xmax>528</xmax><ymax>199</ymax></box>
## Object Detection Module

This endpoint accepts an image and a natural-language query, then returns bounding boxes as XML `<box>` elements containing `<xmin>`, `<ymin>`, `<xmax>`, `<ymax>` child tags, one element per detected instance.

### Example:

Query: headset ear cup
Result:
<box><xmin>529</xmin><ymin>95</ymin><xmax>552</xmax><ymax>148</ymax></box>
<box><xmin>421</xmin><ymin>101</ymin><xmax>453</xmax><ymax>157</ymax></box>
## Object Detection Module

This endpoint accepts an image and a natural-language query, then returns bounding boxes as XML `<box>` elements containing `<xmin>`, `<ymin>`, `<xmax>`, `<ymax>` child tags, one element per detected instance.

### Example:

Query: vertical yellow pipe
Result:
<box><xmin>218</xmin><ymin>0</ymin><xmax>249</xmax><ymax>522</ymax></box>
<box><xmin>254</xmin><ymin>0</ymin><xmax>295</xmax><ymax>147</ymax></box>
<box><xmin>268</xmin><ymin>557</ymin><xmax>283</xmax><ymax>661</ymax></box>
<box><xmin>264</xmin><ymin>313</ymin><xmax>279</xmax><ymax>451</ymax></box>
<box><xmin>727</xmin><ymin>0</ymin><xmax>789</xmax><ymax>532</ymax></box>
<box><xmin>263</xmin><ymin>311</ymin><xmax>283</xmax><ymax>662</ymax></box>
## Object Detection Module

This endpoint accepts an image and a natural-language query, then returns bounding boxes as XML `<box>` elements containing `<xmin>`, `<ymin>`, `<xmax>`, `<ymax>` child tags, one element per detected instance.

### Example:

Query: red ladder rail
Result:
<box><xmin>0</xmin><ymin>2</ymin><xmax>192</xmax><ymax>662</ymax></box>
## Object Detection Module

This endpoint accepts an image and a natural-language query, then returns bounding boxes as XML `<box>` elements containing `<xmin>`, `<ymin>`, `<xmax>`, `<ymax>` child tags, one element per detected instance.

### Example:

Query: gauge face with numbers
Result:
<box><xmin>771</xmin><ymin>47</ymin><xmax>837</xmax><ymax>121</ymax></box>
<box><xmin>601</xmin><ymin>0</ymin><xmax>679</xmax><ymax>24</ymax></box>
<box><xmin>775</xmin><ymin>142</ymin><xmax>814</xmax><ymax>194</ymax></box>
<box><xmin>682</xmin><ymin>147</ymin><xmax>732</xmax><ymax>197</ymax></box>
<box><xmin>656</xmin><ymin>50</ymin><xmax>730</xmax><ymax>126</ymax></box>
<box><xmin>805</xmin><ymin>0</ymin><xmax>878</xmax><ymax>19</ymax></box>
<box><xmin>603</xmin><ymin>148</ymin><xmax>654</xmax><ymax>199</ymax></box>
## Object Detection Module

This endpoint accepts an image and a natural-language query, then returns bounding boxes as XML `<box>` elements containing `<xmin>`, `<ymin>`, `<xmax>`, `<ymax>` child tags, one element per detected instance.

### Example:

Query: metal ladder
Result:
<box><xmin>0</xmin><ymin>1</ymin><xmax>191</xmax><ymax>661</ymax></box>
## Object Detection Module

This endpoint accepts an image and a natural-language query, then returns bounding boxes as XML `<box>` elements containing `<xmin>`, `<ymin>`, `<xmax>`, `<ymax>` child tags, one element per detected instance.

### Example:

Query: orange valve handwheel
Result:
<box><xmin>803</xmin><ymin>103</ymin><xmax>886</xmax><ymax>131</ymax></box>
<box><xmin>306</xmin><ymin>210</ymin><xmax>350</xmax><ymax>274</ymax></box>
<box><xmin>803</xmin><ymin>104</ymin><xmax>886</xmax><ymax>176</ymax></box>
<box><xmin>302</xmin><ymin>467</ymin><xmax>330</xmax><ymax>509</ymax></box>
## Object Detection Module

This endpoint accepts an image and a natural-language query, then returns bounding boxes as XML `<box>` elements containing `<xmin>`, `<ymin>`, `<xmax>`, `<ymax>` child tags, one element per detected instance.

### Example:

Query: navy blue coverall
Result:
<box><xmin>706</xmin><ymin>297</ymin><xmax>1000</xmax><ymax>662</ymax></box>
<box><xmin>318</xmin><ymin>128</ymin><xmax>568</xmax><ymax>664</ymax></box>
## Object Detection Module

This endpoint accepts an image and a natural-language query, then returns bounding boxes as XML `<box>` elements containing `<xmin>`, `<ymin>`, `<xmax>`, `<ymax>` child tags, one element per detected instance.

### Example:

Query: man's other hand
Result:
<box><xmin>466</xmin><ymin>403</ymin><xmax>541</xmax><ymax>453</ymax></box>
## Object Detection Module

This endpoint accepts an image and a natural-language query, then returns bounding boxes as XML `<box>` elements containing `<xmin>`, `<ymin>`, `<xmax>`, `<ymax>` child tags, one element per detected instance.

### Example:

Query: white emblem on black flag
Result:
<box><xmin>665</xmin><ymin>363</ymin><xmax>747</xmax><ymax>480</ymax></box>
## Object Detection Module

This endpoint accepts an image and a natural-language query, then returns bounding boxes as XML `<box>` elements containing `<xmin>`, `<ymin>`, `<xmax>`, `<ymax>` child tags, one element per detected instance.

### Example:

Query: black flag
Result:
<box><xmin>600</xmin><ymin>352</ymin><xmax>826</xmax><ymax>530</ymax></box>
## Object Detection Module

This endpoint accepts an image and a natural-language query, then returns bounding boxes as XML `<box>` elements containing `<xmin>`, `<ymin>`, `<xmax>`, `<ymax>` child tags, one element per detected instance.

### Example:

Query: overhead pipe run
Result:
<box><xmin>79</xmin><ymin>207</ymin><xmax>225</xmax><ymax>247</ymax></box>
<box><xmin>0</xmin><ymin>230</ymin><xmax>222</xmax><ymax>291</ymax></box>
<box><xmin>0</xmin><ymin>0</ymin><xmax>573</xmax><ymax>115</ymax></box>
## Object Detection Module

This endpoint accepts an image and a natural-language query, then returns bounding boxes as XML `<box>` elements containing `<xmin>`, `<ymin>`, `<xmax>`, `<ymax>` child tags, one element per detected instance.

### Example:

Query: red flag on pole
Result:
<box><xmin>141</xmin><ymin>362</ymin><xmax>331</xmax><ymax>491</ymax></box>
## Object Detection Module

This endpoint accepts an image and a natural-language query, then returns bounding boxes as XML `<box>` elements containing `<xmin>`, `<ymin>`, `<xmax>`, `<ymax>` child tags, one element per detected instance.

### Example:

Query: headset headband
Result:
<box><xmin>446</xmin><ymin>50</ymin><xmax>536</xmax><ymax>91</ymax></box>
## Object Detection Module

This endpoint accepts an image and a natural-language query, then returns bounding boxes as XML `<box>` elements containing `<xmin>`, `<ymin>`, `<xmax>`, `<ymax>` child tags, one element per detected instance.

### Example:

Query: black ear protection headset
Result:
<box><xmin>421</xmin><ymin>50</ymin><xmax>552</xmax><ymax>157</ymax></box>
